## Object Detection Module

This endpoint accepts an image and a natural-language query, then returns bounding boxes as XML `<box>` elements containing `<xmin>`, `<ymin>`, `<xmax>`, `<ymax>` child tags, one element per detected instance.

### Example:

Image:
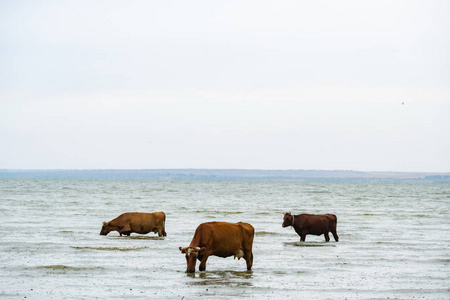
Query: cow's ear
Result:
<box><xmin>102</xmin><ymin>221</ymin><xmax>106</xmax><ymax>225</ymax></box>
<box><xmin>179</xmin><ymin>247</ymin><xmax>187</xmax><ymax>253</ymax></box>
<box><xmin>199</xmin><ymin>247</ymin><xmax>206</xmax><ymax>255</ymax></box>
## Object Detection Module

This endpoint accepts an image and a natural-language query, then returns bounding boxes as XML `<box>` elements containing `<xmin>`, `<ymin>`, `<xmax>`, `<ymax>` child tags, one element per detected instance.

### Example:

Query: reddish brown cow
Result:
<box><xmin>282</xmin><ymin>212</ymin><xmax>338</xmax><ymax>242</ymax></box>
<box><xmin>179</xmin><ymin>221</ymin><xmax>254</xmax><ymax>273</ymax></box>
<box><xmin>100</xmin><ymin>212</ymin><xmax>167</xmax><ymax>237</ymax></box>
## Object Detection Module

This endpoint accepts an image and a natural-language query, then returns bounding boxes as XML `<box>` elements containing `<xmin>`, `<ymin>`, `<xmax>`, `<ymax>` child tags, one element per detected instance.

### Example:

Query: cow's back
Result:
<box><xmin>298</xmin><ymin>214</ymin><xmax>334</xmax><ymax>235</ymax></box>
<box><xmin>192</xmin><ymin>222</ymin><xmax>254</xmax><ymax>258</ymax></box>
<box><xmin>124</xmin><ymin>212</ymin><xmax>165</xmax><ymax>233</ymax></box>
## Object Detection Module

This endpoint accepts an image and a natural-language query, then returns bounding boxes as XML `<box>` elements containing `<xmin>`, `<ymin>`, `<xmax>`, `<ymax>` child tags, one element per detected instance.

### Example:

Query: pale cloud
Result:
<box><xmin>1</xmin><ymin>0</ymin><xmax>449</xmax><ymax>171</ymax></box>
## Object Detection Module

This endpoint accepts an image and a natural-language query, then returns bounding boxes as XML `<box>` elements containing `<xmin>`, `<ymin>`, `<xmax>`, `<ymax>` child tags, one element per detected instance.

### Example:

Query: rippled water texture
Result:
<box><xmin>1</xmin><ymin>179</ymin><xmax>449</xmax><ymax>299</ymax></box>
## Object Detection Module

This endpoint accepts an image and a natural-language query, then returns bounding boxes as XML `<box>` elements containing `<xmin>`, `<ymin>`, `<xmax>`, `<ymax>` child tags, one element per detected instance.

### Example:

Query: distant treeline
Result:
<box><xmin>0</xmin><ymin>169</ymin><xmax>449</xmax><ymax>182</ymax></box>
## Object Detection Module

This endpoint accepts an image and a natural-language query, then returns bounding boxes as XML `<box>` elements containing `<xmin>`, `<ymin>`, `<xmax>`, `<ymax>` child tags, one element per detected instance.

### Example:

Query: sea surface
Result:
<box><xmin>0</xmin><ymin>179</ymin><xmax>449</xmax><ymax>299</ymax></box>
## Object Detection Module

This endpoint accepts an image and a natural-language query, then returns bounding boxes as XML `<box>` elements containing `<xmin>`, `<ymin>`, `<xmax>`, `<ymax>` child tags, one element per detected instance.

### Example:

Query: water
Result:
<box><xmin>1</xmin><ymin>179</ymin><xmax>449</xmax><ymax>299</ymax></box>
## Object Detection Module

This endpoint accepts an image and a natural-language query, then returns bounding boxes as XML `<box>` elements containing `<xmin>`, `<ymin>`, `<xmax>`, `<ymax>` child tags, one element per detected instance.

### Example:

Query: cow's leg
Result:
<box><xmin>119</xmin><ymin>230</ymin><xmax>132</xmax><ymax>236</ymax></box>
<box><xmin>300</xmin><ymin>233</ymin><xmax>306</xmax><ymax>242</ymax></box>
<box><xmin>244</xmin><ymin>251</ymin><xmax>253</xmax><ymax>271</ymax></box>
<box><xmin>156</xmin><ymin>227</ymin><xmax>163</xmax><ymax>237</ymax></box>
<box><xmin>199</xmin><ymin>255</ymin><xmax>209</xmax><ymax>271</ymax></box>
<box><xmin>324</xmin><ymin>232</ymin><xmax>330</xmax><ymax>242</ymax></box>
<box><xmin>331</xmin><ymin>230</ymin><xmax>339</xmax><ymax>242</ymax></box>
<box><xmin>157</xmin><ymin>226</ymin><xmax>167</xmax><ymax>237</ymax></box>
<box><xmin>119</xmin><ymin>224</ymin><xmax>131</xmax><ymax>236</ymax></box>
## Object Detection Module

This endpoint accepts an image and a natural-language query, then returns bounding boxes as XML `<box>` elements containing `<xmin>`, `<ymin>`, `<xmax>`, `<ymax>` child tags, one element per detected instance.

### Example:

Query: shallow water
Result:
<box><xmin>1</xmin><ymin>179</ymin><xmax>449</xmax><ymax>299</ymax></box>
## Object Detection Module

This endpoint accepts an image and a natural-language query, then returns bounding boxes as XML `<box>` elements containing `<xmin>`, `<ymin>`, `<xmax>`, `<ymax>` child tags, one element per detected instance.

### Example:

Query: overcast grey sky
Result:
<box><xmin>1</xmin><ymin>0</ymin><xmax>449</xmax><ymax>172</ymax></box>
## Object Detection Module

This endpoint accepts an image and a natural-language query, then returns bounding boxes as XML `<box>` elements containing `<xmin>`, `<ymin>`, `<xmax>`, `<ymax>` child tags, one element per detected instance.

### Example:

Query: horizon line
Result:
<box><xmin>1</xmin><ymin>168</ymin><xmax>449</xmax><ymax>174</ymax></box>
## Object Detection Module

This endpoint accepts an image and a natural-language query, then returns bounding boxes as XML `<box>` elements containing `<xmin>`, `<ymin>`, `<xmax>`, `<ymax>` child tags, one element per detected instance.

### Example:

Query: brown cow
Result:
<box><xmin>282</xmin><ymin>212</ymin><xmax>338</xmax><ymax>242</ymax></box>
<box><xmin>179</xmin><ymin>221</ymin><xmax>254</xmax><ymax>273</ymax></box>
<box><xmin>100</xmin><ymin>212</ymin><xmax>167</xmax><ymax>237</ymax></box>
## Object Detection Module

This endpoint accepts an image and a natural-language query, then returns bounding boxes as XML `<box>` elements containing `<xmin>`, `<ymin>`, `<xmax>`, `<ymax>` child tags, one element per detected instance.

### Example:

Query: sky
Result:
<box><xmin>1</xmin><ymin>0</ymin><xmax>449</xmax><ymax>172</ymax></box>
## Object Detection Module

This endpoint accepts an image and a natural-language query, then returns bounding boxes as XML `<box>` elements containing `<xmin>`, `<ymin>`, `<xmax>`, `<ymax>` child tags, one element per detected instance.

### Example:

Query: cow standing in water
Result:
<box><xmin>282</xmin><ymin>212</ymin><xmax>339</xmax><ymax>242</ymax></box>
<box><xmin>179</xmin><ymin>221</ymin><xmax>254</xmax><ymax>273</ymax></box>
<box><xmin>100</xmin><ymin>212</ymin><xmax>167</xmax><ymax>237</ymax></box>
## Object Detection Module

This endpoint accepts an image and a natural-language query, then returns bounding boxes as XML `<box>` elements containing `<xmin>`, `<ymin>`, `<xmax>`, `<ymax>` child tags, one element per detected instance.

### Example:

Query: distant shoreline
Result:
<box><xmin>1</xmin><ymin>169</ymin><xmax>449</xmax><ymax>182</ymax></box>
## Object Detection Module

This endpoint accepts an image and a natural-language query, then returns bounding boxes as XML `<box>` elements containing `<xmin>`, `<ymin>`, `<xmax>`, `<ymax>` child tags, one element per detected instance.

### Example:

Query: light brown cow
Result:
<box><xmin>100</xmin><ymin>212</ymin><xmax>167</xmax><ymax>237</ymax></box>
<box><xmin>179</xmin><ymin>221</ymin><xmax>254</xmax><ymax>273</ymax></box>
<box><xmin>282</xmin><ymin>212</ymin><xmax>338</xmax><ymax>242</ymax></box>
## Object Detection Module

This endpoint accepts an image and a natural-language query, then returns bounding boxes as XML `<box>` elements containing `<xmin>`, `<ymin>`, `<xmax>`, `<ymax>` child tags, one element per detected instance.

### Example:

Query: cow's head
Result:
<box><xmin>100</xmin><ymin>221</ymin><xmax>113</xmax><ymax>235</ymax></box>
<box><xmin>179</xmin><ymin>246</ymin><xmax>206</xmax><ymax>273</ymax></box>
<box><xmin>282</xmin><ymin>212</ymin><xmax>294</xmax><ymax>227</ymax></box>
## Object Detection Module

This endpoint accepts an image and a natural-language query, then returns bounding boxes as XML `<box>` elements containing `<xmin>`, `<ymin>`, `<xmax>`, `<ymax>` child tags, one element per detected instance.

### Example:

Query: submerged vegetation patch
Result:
<box><xmin>255</xmin><ymin>231</ymin><xmax>278</xmax><ymax>236</ymax></box>
<box><xmin>38</xmin><ymin>264</ymin><xmax>72</xmax><ymax>270</ymax></box>
<box><xmin>35</xmin><ymin>265</ymin><xmax>105</xmax><ymax>271</ymax></box>
<box><xmin>71</xmin><ymin>246</ymin><xmax>148</xmax><ymax>251</ymax></box>
<box><xmin>283</xmin><ymin>242</ymin><xmax>335</xmax><ymax>248</ymax></box>
<box><xmin>195</xmin><ymin>210</ymin><xmax>243</xmax><ymax>215</ymax></box>
<box><xmin>123</xmin><ymin>236</ymin><xmax>163</xmax><ymax>240</ymax></box>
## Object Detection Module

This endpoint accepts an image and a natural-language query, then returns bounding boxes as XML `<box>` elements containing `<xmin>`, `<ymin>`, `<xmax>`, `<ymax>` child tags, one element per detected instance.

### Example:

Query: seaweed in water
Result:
<box><xmin>71</xmin><ymin>246</ymin><xmax>148</xmax><ymax>251</ymax></box>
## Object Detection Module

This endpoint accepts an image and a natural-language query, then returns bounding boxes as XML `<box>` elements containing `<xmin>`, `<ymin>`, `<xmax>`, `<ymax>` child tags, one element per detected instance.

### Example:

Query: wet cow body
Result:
<box><xmin>100</xmin><ymin>212</ymin><xmax>167</xmax><ymax>237</ymax></box>
<box><xmin>179</xmin><ymin>221</ymin><xmax>254</xmax><ymax>273</ymax></box>
<box><xmin>282</xmin><ymin>212</ymin><xmax>338</xmax><ymax>242</ymax></box>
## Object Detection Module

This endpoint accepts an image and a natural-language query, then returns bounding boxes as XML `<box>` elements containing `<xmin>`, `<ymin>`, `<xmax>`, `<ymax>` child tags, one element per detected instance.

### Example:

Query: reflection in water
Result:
<box><xmin>186</xmin><ymin>270</ymin><xmax>253</xmax><ymax>287</ymax></box>
<box><xmin>283</xmin><ymin>241</ymin><xmax>336</xmax><ymax>247</ymax></box>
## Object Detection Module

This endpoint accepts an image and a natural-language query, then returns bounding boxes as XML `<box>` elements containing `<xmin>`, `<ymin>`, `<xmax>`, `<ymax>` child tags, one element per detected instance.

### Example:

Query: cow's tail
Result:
<box><xmin>330</xmin><ymin>214</ymin><xmax>339</xmax><ymax>242</ymax></box>
<box><xmin>331</xmin><ymin>214</ymin><xmax>337</xmax><ymax>230</ymax></box>
<box><xmin>162</xmin><ymin>212</ymin><xmax>167</xmax><ymax>237</ymax></box>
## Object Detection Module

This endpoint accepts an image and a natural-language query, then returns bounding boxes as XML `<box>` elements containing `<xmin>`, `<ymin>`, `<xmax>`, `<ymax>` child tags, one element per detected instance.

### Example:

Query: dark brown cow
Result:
<box><xmin>282</xmin><ymin>212</ymin><xmax>338</xmax><ymax>242</ymax></box>
<box><xmin>179</xmin><ymin>221</ymin><xmax>254</xmax><ymax>273</ymax></box>
<box><xmin>100</xmin><ymin>212</ymin><xmax>167</xmax><ymax>237</ymax></box>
